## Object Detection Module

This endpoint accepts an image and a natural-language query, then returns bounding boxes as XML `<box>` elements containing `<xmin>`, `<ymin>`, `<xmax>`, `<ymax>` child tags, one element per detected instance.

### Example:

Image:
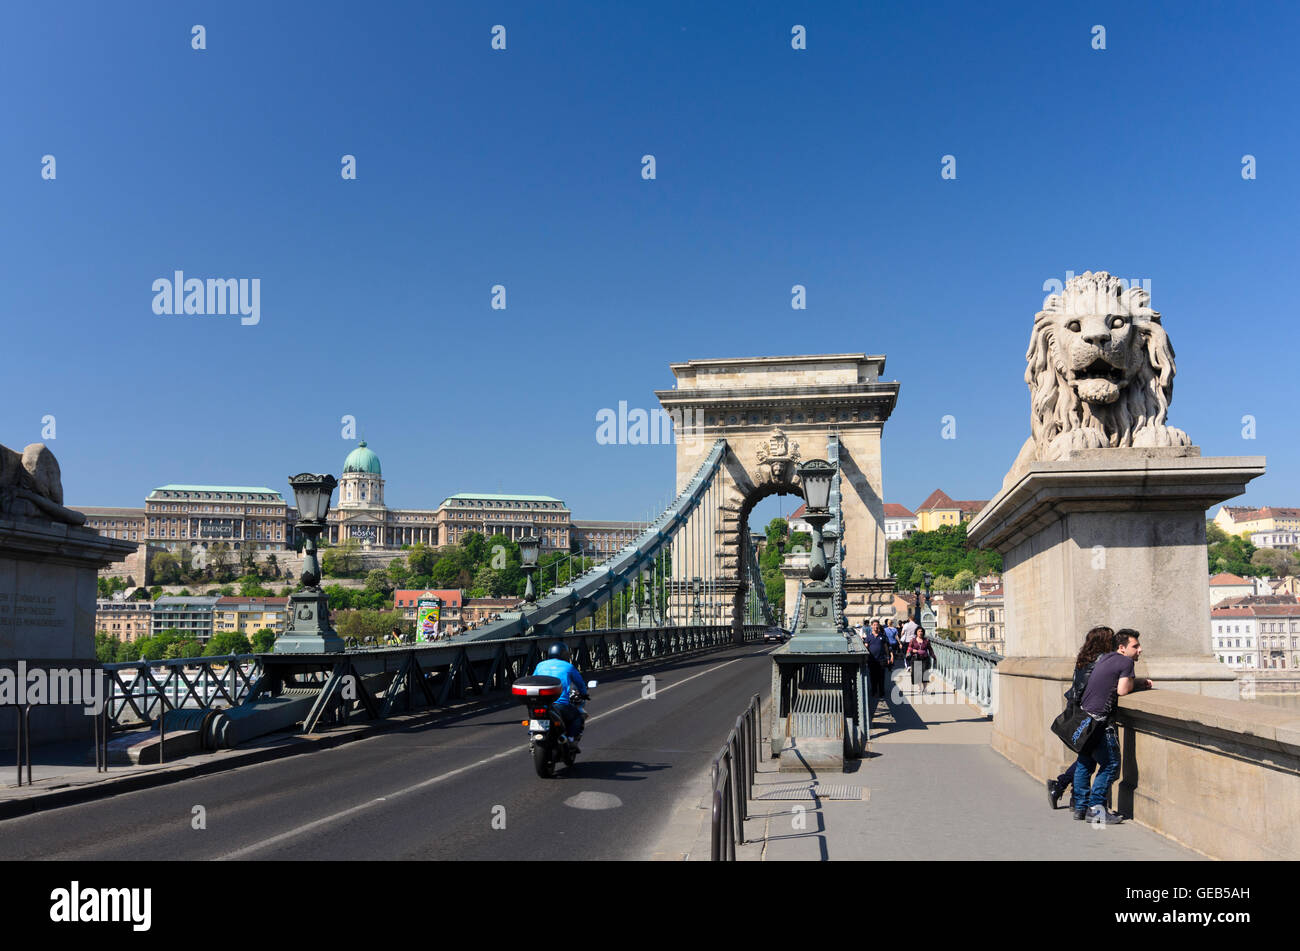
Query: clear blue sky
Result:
<box><xmin>2</xmin><ymin>1</ymin><xmax>1296</xmax><ymax>526</ymax></box>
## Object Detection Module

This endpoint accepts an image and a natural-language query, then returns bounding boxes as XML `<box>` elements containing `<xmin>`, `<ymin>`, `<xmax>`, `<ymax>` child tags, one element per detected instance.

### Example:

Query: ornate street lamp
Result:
<box><xmin>519</xmin><ymin>534</ymin><xmax>540</xmax><ymax>603</ymax></box>
<box><xmin>820</xmin><ymin>528</ymin><xmax>839</xmax><ymax>569</ymax></box>
<box><xmin>788</xmin><ymin>459</ymin><xmax>847</xmax><ymax>650</ymax></box>
<box><xmin>275</xmin><ymin>473</ymin><xmax>342</xmax><ymax>654</ymax></box>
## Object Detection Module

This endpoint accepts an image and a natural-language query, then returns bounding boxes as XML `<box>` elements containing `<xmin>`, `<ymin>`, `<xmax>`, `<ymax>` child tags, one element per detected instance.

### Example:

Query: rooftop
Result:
<box><xmin>916</xmin><ymin>489</ymin><xmax>987</xmax><ymax>513</ymax></box>
<box><xmin>444</xmin><ymin>493</ymin><xmax>564</xmax><ymax>504</ymax></box>
<box><xmin>150</xmin><ymin>485</ymin><xmax>282</xmax><ymax>497</ymax></box>
<box><xmin>1209</xmin><ymin>572</ymin><xmax>1253</xmax><ymax>585</ymax></box>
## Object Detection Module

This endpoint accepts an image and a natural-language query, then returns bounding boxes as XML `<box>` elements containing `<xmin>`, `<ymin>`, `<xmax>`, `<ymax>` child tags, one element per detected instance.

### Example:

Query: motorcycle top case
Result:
<box><xmin>511</xmin><ymin>675</ymin><xmax>564</xmax><ymax>705</ymax></box>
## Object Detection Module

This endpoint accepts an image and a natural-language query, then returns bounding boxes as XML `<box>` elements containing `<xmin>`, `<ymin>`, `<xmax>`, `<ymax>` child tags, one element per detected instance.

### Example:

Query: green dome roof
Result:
<box><xmin>343</xmin><ymin>440</ymin><xmax>382</xmax><ymax>475</ymax></box>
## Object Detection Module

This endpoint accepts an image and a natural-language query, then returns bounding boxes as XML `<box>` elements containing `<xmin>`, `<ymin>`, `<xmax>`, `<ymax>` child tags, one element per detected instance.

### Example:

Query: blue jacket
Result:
<box><xmin>533</xmin><ymin>659</ymin><xmax>587</xmax><ymax>706</ymax></box>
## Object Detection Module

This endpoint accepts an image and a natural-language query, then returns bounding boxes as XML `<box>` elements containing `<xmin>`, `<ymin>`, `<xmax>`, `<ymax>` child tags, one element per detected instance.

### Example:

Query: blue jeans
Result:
<box><xmin>556</xmin><ymin>702</ymin><xmax>585</xmax><ymax>739</ymax></box>
<box><xmin>1073</xmin><ymin>722</ymin><xmax>1121</xmax><ymax>809</ymax></box>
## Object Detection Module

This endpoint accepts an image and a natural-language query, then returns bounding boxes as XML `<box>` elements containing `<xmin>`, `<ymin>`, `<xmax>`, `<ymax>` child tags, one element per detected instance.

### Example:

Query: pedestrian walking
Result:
<box><xmin>884</xmin><ymin>619</ymin><xmax>901</xmax><ymax>668</ymax></box>
<box><xmin>906</xmin><ymin>625</ymin><xmax>936</xmax><ymax>691</ymax></box>
<box><xmin>863</xmin><ymin>620</ymin><xmax>892</xmax><ymax>704</ymax></box>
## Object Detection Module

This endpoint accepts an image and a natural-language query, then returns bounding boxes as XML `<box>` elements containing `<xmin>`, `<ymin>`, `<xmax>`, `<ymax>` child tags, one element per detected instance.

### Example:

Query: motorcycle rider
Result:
<box><xmin>532</xmin><ymin>642</ymin><xmax>589</xmax><ymax>748</ymax></box>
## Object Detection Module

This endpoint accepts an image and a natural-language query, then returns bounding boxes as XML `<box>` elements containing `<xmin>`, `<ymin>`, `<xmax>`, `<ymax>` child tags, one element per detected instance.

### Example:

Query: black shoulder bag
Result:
<box><xmin>1050</xmin><ymin>662</ymin><xmax>1099</xmax><ymax>753</ymax></box>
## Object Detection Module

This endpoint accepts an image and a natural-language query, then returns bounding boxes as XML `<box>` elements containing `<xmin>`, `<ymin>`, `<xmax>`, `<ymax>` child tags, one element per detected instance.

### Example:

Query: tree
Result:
<box><xmin>322</xmin><ymin>538</ymin><xmax>362</xmax><ymax>578</ymax></box>
<box><xmin>334</xmin><ymin>609</ymin><xmax>408</xmax><ymax>644</ymax></box>
<box><xmin>1206</xmin><ymin>525</ymin><xmax>1262</xmax><ymax>577</ymax></box>
<box><xmin>461</xmin><ymin>531</ymin><xmax>488</xmax><ymax>566</ymax></box>
<box><xmin>238</xmin><ymin>575</ymin><xmax>274</xmax><ymax>597</ymax></box>
<box><xmin>470</xmin><ymin>565</ymin><xmax>500</xmax><ymax>599</ymax></box>
<box><xmin>95</xmin><ymin>632</ymin><xmax>122</xmax><ymax>663</ymax></box>
<box><xmin>250</xmin><ymin>628</ymin><xmax>277</xmax><ymax>653</ymax></box>
<box><xmin>1251</xmin><ymin>548</ymin><xmax>1290</xmax><ymax>577</ymax></box>
<box><xmin>265</xmin><ymin>553</ymin><xmax>280</xmax><ymax>579</ymax></box>
<box><xmin>888</xmin><ymin>524</ymin><xmax>1002</xmax><ymax>585</ymax></box>
<box><xmin>150</xmin><ymin>551</ymin><xmax>182</xmax><ymax>586</ymax></box>
<box><xmin>387</xmin><ymin>556</ymin><xmax>410</xmax><ymax>587</ymax></box>
<box><xmin>210</xmin><ymin>542</ymin><xmax>233</xmax><ymax>582</ymax></box>
<box><xmin>165</xmin><ymin>638</ymin><xmax>204</xmax><ymax>659</ymax></box>
<box><xmin>406</xmin><ymin>542</ymin><xmax>435</xmax><ymax>578</ymax></box>
<box><xmin>952</xmin><ymin>569</ymin><xmax>976</xmax><ymax>591</ymax></box>
<box><xmin>365</xmin><ymin>568</ymin><xmax>393</xmax><ymax>596</ymax></box>
<box><xmin>205</xmin><ymin>631</ymin><xmax>252</xmax><ymax>656</ymax></box>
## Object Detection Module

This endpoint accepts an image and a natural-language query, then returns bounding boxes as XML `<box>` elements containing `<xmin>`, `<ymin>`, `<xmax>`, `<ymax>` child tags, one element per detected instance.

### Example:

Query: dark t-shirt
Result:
<box><xmin>864</xmin><ymin>632</ymin><xmax>891</xmax><ymax>664</ymax></box>
<box><xmin>1079</xmin><ymin>651</ymin><xmax>1135</xmax><ymax>717</ymax></box>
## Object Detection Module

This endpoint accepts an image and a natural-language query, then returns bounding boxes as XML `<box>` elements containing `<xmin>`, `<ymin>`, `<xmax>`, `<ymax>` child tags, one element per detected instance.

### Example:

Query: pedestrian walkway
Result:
<box><xmin>733</xmin><ymin>667</ymin><xmax>1201</xmax><ymax>860</ymax></box>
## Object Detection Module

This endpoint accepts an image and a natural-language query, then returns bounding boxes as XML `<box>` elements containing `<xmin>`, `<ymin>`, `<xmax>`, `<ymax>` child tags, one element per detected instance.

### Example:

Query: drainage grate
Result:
<box><xmin>754</xmin><ymin>782</ymin><xmax>868</xmax><ymax>801</ymax></box>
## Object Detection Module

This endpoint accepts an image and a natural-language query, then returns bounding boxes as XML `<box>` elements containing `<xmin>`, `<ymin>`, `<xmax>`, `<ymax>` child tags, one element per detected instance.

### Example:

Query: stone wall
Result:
<box><xmin>1114</xmin><ymin>691</ymin><xmax>1300</xmax><ymax>860</ymax></box>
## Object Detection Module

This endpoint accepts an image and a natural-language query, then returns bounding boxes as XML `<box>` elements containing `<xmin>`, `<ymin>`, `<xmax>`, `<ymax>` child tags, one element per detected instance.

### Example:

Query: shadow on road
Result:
<box><xmin>561</xmin><ymin>759</ymin><xmax>670</xmax><ymax>781</ymax></box>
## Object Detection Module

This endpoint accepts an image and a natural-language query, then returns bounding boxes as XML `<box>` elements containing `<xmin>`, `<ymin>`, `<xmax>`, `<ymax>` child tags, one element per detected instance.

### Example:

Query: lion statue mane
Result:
<box><xmin>1010</xmin><ymin>271</ymin><xmax>1191</xmax><ymax>476</ymax></box>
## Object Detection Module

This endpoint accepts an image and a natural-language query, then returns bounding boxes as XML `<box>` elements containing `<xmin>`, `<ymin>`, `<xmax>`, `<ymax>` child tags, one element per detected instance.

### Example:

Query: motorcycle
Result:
<box><xmin>511</xmin><ymin>675</ymin><xmax>597</xmax><ymax>777</ymax></box>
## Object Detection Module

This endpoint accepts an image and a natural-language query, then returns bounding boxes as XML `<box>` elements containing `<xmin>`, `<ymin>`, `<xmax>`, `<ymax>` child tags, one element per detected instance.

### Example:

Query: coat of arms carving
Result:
<box><xmin>755</xmin><ymin>428</ymin><xmax>800</xmax><ymax>485</ymax></box>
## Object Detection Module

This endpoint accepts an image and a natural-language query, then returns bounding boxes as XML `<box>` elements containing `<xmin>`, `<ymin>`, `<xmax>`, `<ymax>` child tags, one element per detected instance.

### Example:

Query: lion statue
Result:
<box><xmin>0</xmin><ymin>441</ymin><xmax>86</xmax><ymax>525</ymax></box>
<box><xmin>1009</xmin><ymin>271</ymin><xmax>1191</xmax><ymax>478</ymax></box>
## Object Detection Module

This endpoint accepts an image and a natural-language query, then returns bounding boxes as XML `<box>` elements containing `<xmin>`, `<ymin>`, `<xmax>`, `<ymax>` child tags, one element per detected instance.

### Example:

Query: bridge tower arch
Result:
<box><xmin>655</xmin><ymin>354</ymin><xmax>901</xmax><ymax>638</ymax></box>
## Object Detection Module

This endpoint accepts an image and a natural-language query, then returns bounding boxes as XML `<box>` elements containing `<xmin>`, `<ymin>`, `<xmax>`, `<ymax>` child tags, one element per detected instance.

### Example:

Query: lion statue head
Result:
<box><xmin>1022</xmin><ymin>271</ymin><xmax>1191</xmax><ymax>462</ymax></box>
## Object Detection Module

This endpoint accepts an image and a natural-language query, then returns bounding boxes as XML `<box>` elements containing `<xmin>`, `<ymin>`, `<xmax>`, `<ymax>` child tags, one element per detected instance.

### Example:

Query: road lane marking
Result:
<box><xmin>216</xmin><ymin>647</ymin><xmax>771</xmax><ymax>860</ymax></box>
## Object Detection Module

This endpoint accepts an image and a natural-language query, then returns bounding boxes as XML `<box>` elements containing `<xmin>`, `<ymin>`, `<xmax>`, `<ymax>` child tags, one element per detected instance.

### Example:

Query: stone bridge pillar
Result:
<box><xmin>655</xmin><ymin>354</ymin><xmax>900</xmax><ymax>633</ymax></box>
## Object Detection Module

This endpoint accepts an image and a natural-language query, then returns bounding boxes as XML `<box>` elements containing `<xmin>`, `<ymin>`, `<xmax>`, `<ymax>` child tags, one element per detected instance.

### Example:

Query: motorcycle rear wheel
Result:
<box><xmin>532</xmin><ymin>740</ymin><xmax>554</xmax><ymax>778</ymax></box>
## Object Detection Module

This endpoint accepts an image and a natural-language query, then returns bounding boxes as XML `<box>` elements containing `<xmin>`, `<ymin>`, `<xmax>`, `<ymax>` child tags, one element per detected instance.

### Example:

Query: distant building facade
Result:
<box><xmin>883</xmin><ymin>504</ymin><xmax>918</xmax><ymax>540</ymax></box>
<box><xmin>1214</xmin><ymin>505</ymin><xmax>1300</xmax><ymax>538</ymax></box>
<box><xmin>145</xmin><ymin>485</ymin><xmax>295</xmax><ymax>553</ymax></box>
<box><xmin>965</xmin><ymin>586</ymin><xmax>1005</xmax><ymax>653</ymax></box>
<box><xmin>324</xmin><ymin>442</ymin><xmax>577</xmax><ymax>552</ymax></box>
<box><xmin>215</xmin><ymin>597</ymin><xmax>289</xmax><ymax>637</ymax></box>
<box><xmin>393</xmin><ymin>588</ymin><xmax>464</xmax><ymax>635</ymax></box>
<box><xmin>930</xmin><ymin>591</ymin><xmax>972</xmax><ymax>640</ymax></box>
<box><xmin>95</xmin><ymin>599</ymin><xmax>153</xmax><ymax>643</ymax></box>
<box><xmin>571</xmin><ymin>520</ymin><xmax>641</xmax><ymax>556</ymax></box>
<box><xmin>151</xmin><ymin>596</ymin><xmax>220</xmax><ymax>642</ymax></box>
<box><xmin>915</xmin><ymin>489</ymin><xmax>989</xmax><ymax>532</ymax></box>
<box><xmin>1210</xmin><ymin>572</ymin><xmax>1258</xmax><ymax>605</ymax></box>
<box><xmin>1251</xmin><ymin>530</ymin><xmax>1298</xmax><ymax>552</ymax></box>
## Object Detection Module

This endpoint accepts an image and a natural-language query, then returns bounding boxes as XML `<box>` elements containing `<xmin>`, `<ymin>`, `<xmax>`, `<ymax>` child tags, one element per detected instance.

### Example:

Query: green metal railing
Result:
<box><xmin>930</xmin><ymin>636</ymin><xmax>1001</xmax><ymax>711</ymax></box>
<box><xmin>99</xmin><ymin>625</ymin><xmax>766</xmax><ymax>735</ymax></box>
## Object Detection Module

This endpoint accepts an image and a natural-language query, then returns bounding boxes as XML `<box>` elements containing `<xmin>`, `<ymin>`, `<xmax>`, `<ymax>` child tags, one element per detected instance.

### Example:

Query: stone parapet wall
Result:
<box><xmin>1115</xmin><ymin>691</ymin><xmax>1300</xmax><ymax>860</ymax></box>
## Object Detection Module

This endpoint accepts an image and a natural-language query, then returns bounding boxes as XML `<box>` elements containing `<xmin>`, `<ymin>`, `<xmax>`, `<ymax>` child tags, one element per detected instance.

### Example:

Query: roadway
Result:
<box><xmin>1</xmin><ymin>642</ymin><xmax>774</xmax><ymax>860</ymax></box>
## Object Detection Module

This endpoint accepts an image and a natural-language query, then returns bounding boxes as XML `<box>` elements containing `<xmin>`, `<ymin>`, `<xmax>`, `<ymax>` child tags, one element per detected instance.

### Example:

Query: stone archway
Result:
<box><xmin>655</xmin><ymin>354</ymin><xmax>900</xmax><ymax>638</ymax></box>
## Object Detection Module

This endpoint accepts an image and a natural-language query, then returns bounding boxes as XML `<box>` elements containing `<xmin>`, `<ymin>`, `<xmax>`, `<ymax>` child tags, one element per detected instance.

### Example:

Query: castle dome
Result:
<box><xmin>342</xmin><ymin>440</ymin><xmax>382</xmax><ymax>475</ymax></box>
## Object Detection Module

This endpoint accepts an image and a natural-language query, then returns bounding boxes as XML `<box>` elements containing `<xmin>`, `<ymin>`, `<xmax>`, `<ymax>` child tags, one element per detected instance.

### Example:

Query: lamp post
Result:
<box><xmin>275</xmin><ymin>473</ymin><xmax>343</xmax><ymax>654</ymax></box>
<box><xmin>691</xmin><ymin>576</ymin><xmax>703</xmax><ymax>626</ymax></box>
<box><xmin>518</xmin><ymin>534</ymin><xmax>540</xmax><ymax>603</ymax></box>
<box><xmin>788</xmin><ymin>459</ymin><xmax>848</xmax><ymax>651</ymax></box>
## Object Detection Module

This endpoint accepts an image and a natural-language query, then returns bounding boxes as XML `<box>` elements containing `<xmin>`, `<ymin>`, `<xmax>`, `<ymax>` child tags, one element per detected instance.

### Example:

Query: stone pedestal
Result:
<box><xmin>0</xmin><ymin>514</ymin><xmax>136</xmax><ymax>750</ymax></box>
<box><xmin>967</xmin><ymin>447</ymin><xmax>1265</xmax><ymax>782</ymax></box>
